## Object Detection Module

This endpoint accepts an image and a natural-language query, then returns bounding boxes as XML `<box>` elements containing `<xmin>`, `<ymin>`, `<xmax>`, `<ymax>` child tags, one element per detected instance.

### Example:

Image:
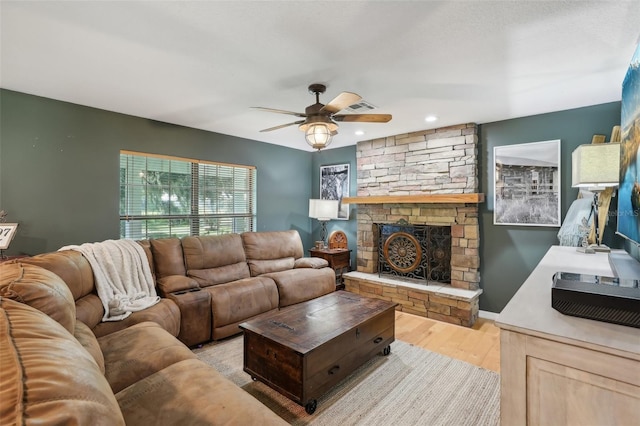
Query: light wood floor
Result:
<box><xmin>395</xmin><ymin>311</ymin><xmax>501</xmax><ymax>373</ymax></box>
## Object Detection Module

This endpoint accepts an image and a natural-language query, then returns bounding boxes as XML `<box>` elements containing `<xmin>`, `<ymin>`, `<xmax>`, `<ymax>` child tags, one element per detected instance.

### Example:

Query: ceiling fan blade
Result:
<box><xmin>259</xmin><ymin>120</ymin><xmax>305</xmax><ymax>132</ymax></box>
<box><xmin>252</xmin><ymin>107</ymin><xmax>306</xmax><ymax>118</ymax></box>
<box><xmin>320</xmin><ymin>92</ymin><xmax>362</xmax><ymax>114</ymax></box>
<box><xmin>332</xmin><ymin>114</ymin><xmax>392</xmax><ymax>123</ymax></box>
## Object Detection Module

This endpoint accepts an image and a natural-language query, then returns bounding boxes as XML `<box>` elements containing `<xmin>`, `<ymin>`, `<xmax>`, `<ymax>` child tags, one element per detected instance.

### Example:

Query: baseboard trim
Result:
<box><xmin>479</xmin><ymin>310</ymin><xmax>499</xmax><ymax>321</ymax></box>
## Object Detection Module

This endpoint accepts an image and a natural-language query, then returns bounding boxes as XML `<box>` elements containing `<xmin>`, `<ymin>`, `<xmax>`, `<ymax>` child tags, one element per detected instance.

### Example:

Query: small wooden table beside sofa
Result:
<box><xmin>0</xmin><ymin>230</ymin><xmax>336</xmax><ymax>425</ymax></box>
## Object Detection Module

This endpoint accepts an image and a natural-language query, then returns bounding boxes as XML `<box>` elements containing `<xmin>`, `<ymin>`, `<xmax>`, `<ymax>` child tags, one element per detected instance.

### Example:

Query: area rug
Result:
<box><xmin>193</xmin><ymin>336</ymin><xmax>500</xmax><ymax>425</ymax></box>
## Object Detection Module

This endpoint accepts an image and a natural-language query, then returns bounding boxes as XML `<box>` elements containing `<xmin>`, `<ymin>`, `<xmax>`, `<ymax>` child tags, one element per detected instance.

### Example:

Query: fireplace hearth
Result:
<box><xmin>377</xmin><ymin>222</ymin><xmax>451</xmax><ymax>285</ymax></box>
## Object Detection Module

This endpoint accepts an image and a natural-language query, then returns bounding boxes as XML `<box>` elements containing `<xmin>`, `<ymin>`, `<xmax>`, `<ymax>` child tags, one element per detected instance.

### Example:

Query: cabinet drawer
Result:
<box><xmin>330</xmin><ymin>252</ymin><xmax>350</xmax><ymax>269</ymax></box>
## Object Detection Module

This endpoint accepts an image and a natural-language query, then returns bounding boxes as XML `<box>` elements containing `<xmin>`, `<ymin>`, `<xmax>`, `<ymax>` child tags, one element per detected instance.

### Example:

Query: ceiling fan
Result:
<box><xmin>252</xmin><ymin>83</ymin><xmax>392</xmax><ymax>150</ymax></box>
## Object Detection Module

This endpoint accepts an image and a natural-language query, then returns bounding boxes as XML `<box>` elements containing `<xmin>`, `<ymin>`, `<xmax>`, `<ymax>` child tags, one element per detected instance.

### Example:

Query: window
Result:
<box><xmin>120</xmin><ymin>151</ymin><xmax>256</xmax><ymax>239</ymax></box>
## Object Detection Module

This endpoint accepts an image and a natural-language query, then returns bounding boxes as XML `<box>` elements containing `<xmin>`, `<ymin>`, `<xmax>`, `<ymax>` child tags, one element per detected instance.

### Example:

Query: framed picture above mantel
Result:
<box><xmin>320</xmin><ymin>163</ymin><xmax>350</xmax><ymax>220</ymax></box>
<box><xmin>494</xmin><ymin>139</ymin><xmax>561</xmax><ymax>227</ymax></box>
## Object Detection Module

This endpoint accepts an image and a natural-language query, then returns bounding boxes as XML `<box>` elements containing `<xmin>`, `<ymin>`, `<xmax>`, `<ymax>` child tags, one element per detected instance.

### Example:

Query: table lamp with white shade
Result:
<box><xmin>309</xmin><ymin>199</ymin><xmax>339</xmax><ymax>248</ymax></box>
<box><xmin>571</xmin><ymin>142</ymin><xmax>620</xmax><ymax>253</ymax></box>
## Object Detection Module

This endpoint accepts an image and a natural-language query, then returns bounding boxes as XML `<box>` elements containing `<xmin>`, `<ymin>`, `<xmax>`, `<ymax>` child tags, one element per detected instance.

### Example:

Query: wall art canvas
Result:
<box><xmin>494</xmin><ymin>139</ymin><xmax>561</xmax><ymax>226</ymax></box>
<box><xmin>320</xmin><ymin>163</ymin><xmax>350</xmax><ymax>219</ymax></box>
<box><xmin>617</xmin><ymin>42</ymin><xmax>640</xmax><ymax>246</ymax></box>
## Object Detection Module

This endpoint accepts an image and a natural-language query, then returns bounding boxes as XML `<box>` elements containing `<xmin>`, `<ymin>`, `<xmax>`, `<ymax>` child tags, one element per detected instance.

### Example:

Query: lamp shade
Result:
<box><xmin>309</xmin><ymin>199</ymin><xmax>339</xmax><ymax>220</ymax></box>
<box><xmin>571</xmin><ymin>143</ymin><xmax>620</xmax><ymax>189</ymax></box>
<box><xmin>305</xmin><ymin>124</ymin><xmax>333</xmax><ymax>150</ymax></box>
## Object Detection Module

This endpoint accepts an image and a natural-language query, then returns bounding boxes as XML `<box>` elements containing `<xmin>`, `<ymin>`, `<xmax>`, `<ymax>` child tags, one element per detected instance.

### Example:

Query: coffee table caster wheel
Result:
<box><xmin>305</xmin><ymin>399</ymin><xmax>317</xmax><ymax>414</ymax></box>
<box><xmin>382</xmin><ymin>345</ymin><xmax>391</xmax><ymax>356</ymax></box>
<box><xmin>251</xmin><ymin>376</ymin><xmax>257</xmax><ymax>381</ymax></box>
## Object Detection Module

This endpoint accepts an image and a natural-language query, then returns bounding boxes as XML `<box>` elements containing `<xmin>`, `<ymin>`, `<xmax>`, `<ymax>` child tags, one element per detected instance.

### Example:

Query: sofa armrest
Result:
<box><xmin>294</xmin><ymin>257</ymin><xmax>329</xmax><ymax>269</ymax></box>
<box><xmin>165</xmin><ymin>289</ymin><xmax>212</xmax><ymax>347</ymax></box>
<box><xmin>156</xmin><ymin>275</ymin><xmax>200</xmax><ymax>297</ymax></box>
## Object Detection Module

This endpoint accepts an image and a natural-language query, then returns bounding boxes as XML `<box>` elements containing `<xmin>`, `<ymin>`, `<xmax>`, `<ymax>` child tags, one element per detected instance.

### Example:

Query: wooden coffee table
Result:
<box><xmin>239</xmin><ymin>291</ymin><xmax>396</xmax><ymax>414</ymax></box>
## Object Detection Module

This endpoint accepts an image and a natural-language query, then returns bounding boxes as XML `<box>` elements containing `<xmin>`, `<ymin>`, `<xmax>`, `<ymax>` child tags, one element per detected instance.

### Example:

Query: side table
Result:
<box><xmin>308</xmin><ymin>248</ymin><xmax>351</xmax><ymax>290</ymax></box>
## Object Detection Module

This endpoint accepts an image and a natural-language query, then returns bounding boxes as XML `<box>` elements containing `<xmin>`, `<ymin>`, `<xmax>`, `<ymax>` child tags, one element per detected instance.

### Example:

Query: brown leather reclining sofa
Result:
<box><xmin>0</xmin><ymin>230</ymin><xmax>335</xmax><ymax>425</ymax></box>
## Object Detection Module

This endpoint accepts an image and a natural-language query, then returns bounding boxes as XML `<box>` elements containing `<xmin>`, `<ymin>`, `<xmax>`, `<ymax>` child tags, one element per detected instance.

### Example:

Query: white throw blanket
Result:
<box><xmin>60</xmin><ymin>239</ymin><xmax>160</xmax><ymax>322</ymax></box>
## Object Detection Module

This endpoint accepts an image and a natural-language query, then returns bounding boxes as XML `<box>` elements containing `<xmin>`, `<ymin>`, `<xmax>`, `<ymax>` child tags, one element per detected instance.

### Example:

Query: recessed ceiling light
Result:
<box><xmin>355</xmin><ymin>130</ymin><xmax>365</xmax><ymax>136</ymax></box>
<box><xmin>425</xmin><ymin>115</ymin><xmax>438</xmax><ymax>123</ymax></box>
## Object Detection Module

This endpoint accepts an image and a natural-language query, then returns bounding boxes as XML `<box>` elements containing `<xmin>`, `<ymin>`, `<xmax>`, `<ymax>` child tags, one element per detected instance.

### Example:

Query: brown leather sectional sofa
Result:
<box><xmin>0</xmin><ymin>230</ymin><xmax>335</xmax><ymax>425</ymax></box>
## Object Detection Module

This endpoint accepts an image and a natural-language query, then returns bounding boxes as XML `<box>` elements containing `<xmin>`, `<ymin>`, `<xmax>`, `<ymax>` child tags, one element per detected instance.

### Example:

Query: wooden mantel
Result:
<box><xmin>342</xmin><ymin>193</ymin><xmax>485</xmax><ymax>204</ymax></box>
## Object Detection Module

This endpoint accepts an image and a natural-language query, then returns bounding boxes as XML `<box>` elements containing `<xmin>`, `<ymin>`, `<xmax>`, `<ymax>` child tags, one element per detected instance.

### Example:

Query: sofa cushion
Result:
<box><xmin>73</xmin><ymin>321</ymin><xmax>104</xmax><ymax>374</ymax></box>
<box><xmin>98</xmin><ymin>321</ymin><xmax>197</xmax><ymax>393</ymax></box>
<box><xmin>188</xmin><ymin>261</ymin><xmax>251</xmax><ymax>287</ymax></box>
<box><xmin>0</xmin><ymin>262</ymin><xmax>76</xmax><ymax>334</ymax></box>
<box><xmin>75</xmin><ymin>293</ymin><xmax>105</xmax><ymax>330</ymax></box>
<box><xmin>137</xmin><ymin>239</ymin><xmax>156</xmax><ymax>280</ymax></box>
<box><xmin>156</xmin><ymin>275</ymin><xmax>200</xmax><ymax>295</ymax></box>
<box><xmin>247</xmin><ymin>257</ymin><xmax>296</xmax><ymax>276</ymax></box>
<box><xmin>115</xmin><ymin>358</ymin><xmax>287</xmax><ymax>425</ymax></box>
<box><xmin>262</xmin><ymin>267</ymin><xmax>336</xmax><ymax>307</ymax></box>
<box><xmin>92</xmin><ymin>298</ymin><xmax>181</xmax><ymax>338</ymax></box>
<box><xmin>18</xmin><ymin>250</ymin><xmax>95</xmax><ymax>302</ymax></box>
<box><xmin>0</xmin><ymin>297</ymin><xmax>125</xmax><ymax>425</ymax></box>
<box><xmin>150</xmin><ymin>238</ymin><xmax>187</xmax><ymax>278</ymax></box>
<box><xmin>182</xmin><ymin>234</ymin><xmax>251</xmax><ymax>285</ymax></box>
<box><xmin>241</xmin><ymin>230</ymin><xmax>305</xmax><ymax>262</ymax></box>
<box><xmin>294</xmin><ymin>257</ymin><xmax>329</xmax><ymax>269</ymax></box>
<box><xmin>206</xmin><ymin>276</ymin><xmax>279</xmax><ymax>339</ymax></box>
<box><xmin>74</xmin><ymin>320</ymin><xmax>106</xmax><ymax>374</ymax></box>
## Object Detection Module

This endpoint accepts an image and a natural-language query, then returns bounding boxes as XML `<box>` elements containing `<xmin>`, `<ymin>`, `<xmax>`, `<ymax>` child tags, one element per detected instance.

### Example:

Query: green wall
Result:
<box><xmin>311</xmin><ymin>146</ymin><xmax>358</xmax><ymax>267</ymax></box>
<box><xmin>478</xmin><ymin>102</ymin><xmax>623</xmax><ymax>312</ymax></box>
<box><xmin>310</xmin><ymin>102</ymin><xmax>623</xmax><ymax>313</ymax></box>
<box><xmin>0</xmin><ymin>89</ymin><xmax>314</xmax><ymax>254</ymax></box>
<box><xmin>0</xmin><ymin>89</ymin><xmax>624</xmax><ymax>313</ymax></box>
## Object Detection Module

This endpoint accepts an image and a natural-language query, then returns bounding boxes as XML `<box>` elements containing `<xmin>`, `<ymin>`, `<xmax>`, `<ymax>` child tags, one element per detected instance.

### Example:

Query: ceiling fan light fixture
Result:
<box><xmin>305</xmin><ymin>123</ymin><xmax>333</xmax><ymax>150</ymax></box>
<box><xmin>254</xmin><ymin>83</ymin><xmax>392</xmax><ymax>150</ymax></box>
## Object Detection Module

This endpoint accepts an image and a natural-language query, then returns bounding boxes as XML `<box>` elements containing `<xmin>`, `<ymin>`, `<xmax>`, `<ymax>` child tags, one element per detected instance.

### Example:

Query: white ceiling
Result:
<box><xmin>2</xmin><ymin>1</ymin><xmax>639</xmax><ymax>151</ymax></box>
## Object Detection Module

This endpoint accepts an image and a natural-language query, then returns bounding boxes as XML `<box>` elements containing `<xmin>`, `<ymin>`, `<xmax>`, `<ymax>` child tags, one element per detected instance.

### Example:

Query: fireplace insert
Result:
<box><xmin>377</xmin><ymin>222</ymin><xmax>451</xmax><ymax>284</ymax></box>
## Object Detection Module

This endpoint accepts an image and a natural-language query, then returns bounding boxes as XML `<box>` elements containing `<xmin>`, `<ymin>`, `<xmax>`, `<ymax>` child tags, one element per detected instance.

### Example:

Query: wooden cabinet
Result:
<box><xmin>496</xmin><ymin>247</ymin><xmax>640</xmax><ymax>425</ymax></box>
<box><xmin>309</xmin><ymin>248</ymin><xmax>351</xmax><ymax>289</ymax></box>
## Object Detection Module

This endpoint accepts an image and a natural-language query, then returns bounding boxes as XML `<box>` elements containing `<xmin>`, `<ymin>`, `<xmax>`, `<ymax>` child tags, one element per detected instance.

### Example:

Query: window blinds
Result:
<box><xmin>120</xmin><ymin>151</ymin><xmax>256</xmax><ymax>239</ymax></box>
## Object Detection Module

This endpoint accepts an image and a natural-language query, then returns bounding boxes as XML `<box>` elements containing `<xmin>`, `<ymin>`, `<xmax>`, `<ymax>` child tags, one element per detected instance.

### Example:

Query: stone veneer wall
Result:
<box><xmin>355</xmin><ymin>123</ymin><xmax>480</xmax><ymax>290</ymax></box>
<box><xmin>357</xmin><ymin>123</ymin><xmax>479</xmax><ymax>197</ymax></box>
<box><xmin>347</xmin><ymin>123</ymin><xmax>481</xmax><ymax>326</ymax></box>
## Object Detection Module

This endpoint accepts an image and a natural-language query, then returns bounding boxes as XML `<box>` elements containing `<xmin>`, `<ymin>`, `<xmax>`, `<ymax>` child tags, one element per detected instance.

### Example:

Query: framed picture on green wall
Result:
<box><xmin>494</xmin><ymin>139</ymin><xmax>561</xmax><ymax>226</ymax></box>
<box><xmin>320</xmin><ymin>163</ymin><xmax>350</xmax><ymax>219</ymax></box>
<box><xmin>0</xmin><ymin>223</ymin><xmax>18</xmax><ymax>250</ymax></box>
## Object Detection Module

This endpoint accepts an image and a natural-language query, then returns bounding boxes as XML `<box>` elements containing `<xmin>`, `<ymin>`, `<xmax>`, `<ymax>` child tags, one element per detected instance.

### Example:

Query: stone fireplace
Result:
<box><xmin>342</xmin><ymin>123</ymin><xmax>483</xmax><ymax>326</ymax></box>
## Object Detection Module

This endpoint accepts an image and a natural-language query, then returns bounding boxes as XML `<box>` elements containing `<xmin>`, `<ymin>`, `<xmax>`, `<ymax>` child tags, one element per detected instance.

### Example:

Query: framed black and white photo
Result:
<box><xmin>320</xmin><ymin>163</ymin><xmax>350</xmax><ymax>219</ymax></box>
<box><xmin>494</xmin><ymin>140</ymin><xmax>561</xmax><ymax>226</ymax></box>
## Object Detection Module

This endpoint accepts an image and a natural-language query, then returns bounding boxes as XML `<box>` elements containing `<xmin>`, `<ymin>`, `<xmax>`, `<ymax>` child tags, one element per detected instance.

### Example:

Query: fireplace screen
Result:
<box><xmin>377</xmin><ymin>223</ymin><xmax>451</xmax><ymax>284</ymax></box>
